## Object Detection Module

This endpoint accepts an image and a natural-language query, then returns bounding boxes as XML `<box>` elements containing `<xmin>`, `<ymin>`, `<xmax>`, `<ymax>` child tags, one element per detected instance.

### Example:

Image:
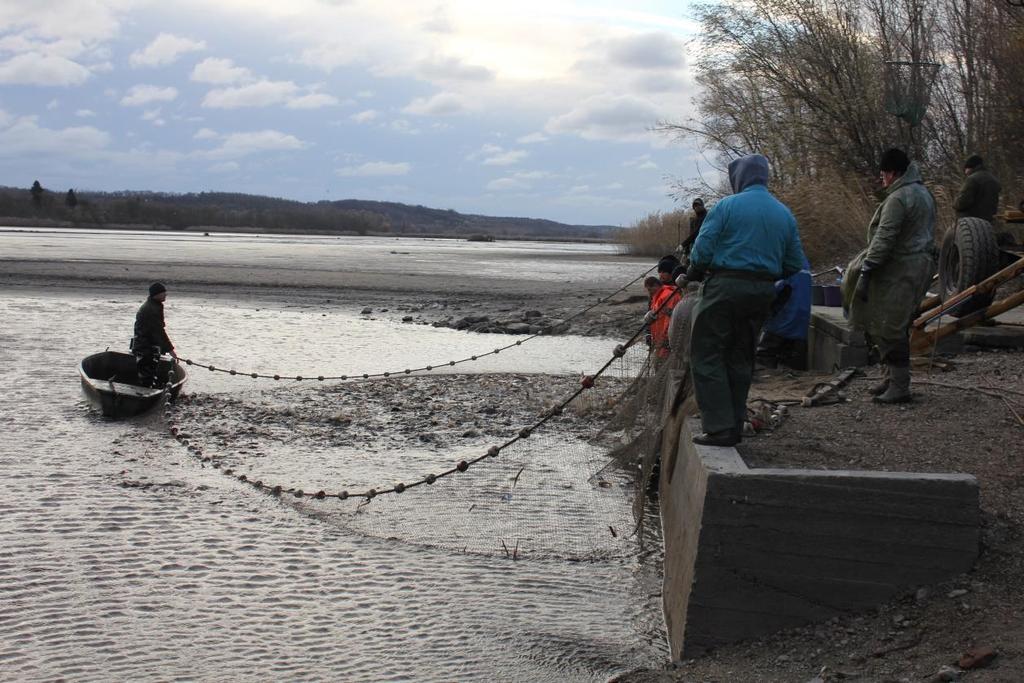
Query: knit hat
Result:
<box><xmin>692</xmin><ymin>198</ymin><xmax>704</xmax><ymax>208</ymax></box>
<box><xmin>963</xmin><ymin>154</ymin><xmax>984</xmax><ymax>170</ymax></box>
<box><xmin>658</xmin><ymin>255</ymin><xmax>680</xmax><ymax>274</ymax></box>
<box><xmin>878</xmin><ymin>148</ymin><xmax>910</xmax><ymax>174</ymax></box>
<box><xmin>149</xmin><ymin>282</ymin><xmax>167</xmax><ymax>297</ymax></box>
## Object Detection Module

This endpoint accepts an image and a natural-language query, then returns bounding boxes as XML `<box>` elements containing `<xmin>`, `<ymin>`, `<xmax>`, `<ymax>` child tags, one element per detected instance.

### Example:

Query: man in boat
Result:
<box><xmin>845</xmin><ymin>148</ymin><xmax>937</xmax><ymax>404</ymax></box>
<box><xmin>684</xmin><ymin>153</ymin><xmax>806</xmax><ymax>446</ymax></box>
<box><xmin>131</xmin><ymin>282</ymin><xmax>176</xmax><ymax>387</ymax></box>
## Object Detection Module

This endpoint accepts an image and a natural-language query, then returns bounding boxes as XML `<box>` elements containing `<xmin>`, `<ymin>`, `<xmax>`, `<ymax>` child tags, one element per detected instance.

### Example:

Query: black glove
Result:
<box><xmin>684</xmin><ymin>264</ymin><xmax>705</xmax><ymax>282</ymax></box>
<box><xmin>855</xmin><ymin>262</ymin><xmax>877</xmax><ymax>303</ymax></box>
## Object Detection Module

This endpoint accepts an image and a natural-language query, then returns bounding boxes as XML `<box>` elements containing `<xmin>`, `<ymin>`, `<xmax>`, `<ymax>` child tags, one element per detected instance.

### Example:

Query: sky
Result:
<box><xmin>0</xmin><ymin>0</ymin><xmax>704</xmax><ymax>226</ymax></box>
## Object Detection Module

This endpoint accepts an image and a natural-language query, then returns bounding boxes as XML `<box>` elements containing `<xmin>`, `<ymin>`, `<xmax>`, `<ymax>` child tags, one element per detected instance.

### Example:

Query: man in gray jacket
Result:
<box><xmin>847</xmin><ymin>148</ymin><xmax>936</xmax><ymax>404</ymax></box>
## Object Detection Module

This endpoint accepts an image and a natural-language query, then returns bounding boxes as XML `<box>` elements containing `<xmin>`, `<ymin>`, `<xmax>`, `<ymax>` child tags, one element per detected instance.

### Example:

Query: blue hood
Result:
<box><xmin>728</xmin><ymin>154</ymin><xmax>770</xmax><ymax>193</ymax></box>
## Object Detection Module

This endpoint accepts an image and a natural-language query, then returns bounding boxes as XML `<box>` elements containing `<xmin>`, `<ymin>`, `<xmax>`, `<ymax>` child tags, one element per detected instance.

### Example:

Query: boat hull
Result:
<box><xmin>79</xmin><ymin>351</ymin><xmax>187</xmax><ymax>418</ymax></box>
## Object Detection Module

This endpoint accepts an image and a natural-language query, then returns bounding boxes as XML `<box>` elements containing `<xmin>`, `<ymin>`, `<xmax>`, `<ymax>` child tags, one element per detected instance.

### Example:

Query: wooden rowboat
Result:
<box><xmin>79</xmin><ymin>350</ymin><xmax>187</xmax><ymax>418</ymax></box>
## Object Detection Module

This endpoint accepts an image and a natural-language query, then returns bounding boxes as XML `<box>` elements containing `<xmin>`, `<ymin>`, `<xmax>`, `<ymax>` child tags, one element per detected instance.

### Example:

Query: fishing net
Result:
<box><xmin>167</xmin><ymin>343</ymin><xmax>661</xmax><ymax>561</ymax></box>
<box><xmin>884</xmin><ymin>60</ymin><xmax>941</xmax><ymax>127</ymax></box>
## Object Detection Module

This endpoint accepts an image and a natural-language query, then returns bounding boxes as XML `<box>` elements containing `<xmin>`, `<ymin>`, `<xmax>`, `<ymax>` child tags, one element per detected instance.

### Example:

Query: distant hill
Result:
<box><xmin>0</xmin><ymin>186</ymin><xmax>618</xmax><ymax>241</ymax></box>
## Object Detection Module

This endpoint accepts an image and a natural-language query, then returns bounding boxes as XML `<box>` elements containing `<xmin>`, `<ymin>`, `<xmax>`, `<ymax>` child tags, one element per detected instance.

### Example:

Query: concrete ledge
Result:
<box><xmin>659</xmin><ymin>418</ymin><xmax>980</xmax><ymax>660</ymax></box>
<box><xmin>808</xmin><ymin>307</ymin><xmax>869</xmax><ymax>372</ymax></box>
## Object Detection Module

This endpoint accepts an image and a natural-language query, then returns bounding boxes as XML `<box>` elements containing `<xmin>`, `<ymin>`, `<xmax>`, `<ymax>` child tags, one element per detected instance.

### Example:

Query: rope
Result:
<box><xmin>177</xmin><ymin>265</ymin><xmax>658</xmax><ymax>382</ymax></box>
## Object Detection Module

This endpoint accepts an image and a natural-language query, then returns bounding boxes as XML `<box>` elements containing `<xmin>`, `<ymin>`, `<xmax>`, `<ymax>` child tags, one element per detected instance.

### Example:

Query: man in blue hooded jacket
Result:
<box><xmin>684</xmin><ymin>154</ymin><xmax>806</xmax><ymax>446</ymax></box>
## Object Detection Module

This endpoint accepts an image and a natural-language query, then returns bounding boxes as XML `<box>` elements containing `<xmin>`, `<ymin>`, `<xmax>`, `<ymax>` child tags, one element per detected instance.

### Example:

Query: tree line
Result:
<box><xmin>661</xmin><ymin>0</ymin><xmax>1024</xmax><ymax>266</ymax></box>
<box><xmin>0</xmin><ymin>183</ymin><xmax>614</xmax><ymax>240</ymax></box>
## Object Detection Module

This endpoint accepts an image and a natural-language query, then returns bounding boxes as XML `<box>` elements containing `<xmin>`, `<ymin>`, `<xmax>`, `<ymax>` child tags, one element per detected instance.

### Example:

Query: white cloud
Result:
<box><xmin>402</xmin><ymin>92</ymin><xmax>468</xmax><ymax>116</ymax></box>
<box><xmin>190</xmin><ymin>57</ymin><xmax>253</xmax><ymax>84</ymax></box>
<box><xmin>336</xmin><ymin>161</ymin><xmax>411</xmax><ymax>177</ymax></box>
<box><xmin>204</xmin><ymin>129</ymin><xmax>307</xmax><ymax>159</ymax></box>
<box><xmin>418</xmin><ymin>56</ymin><xmax>494</xmax><ymax>82</ymax></box>
<box><xmin>350</xmin><ymin>109</ymin><xmax>378</xmax><ymax>124</ymax></box>
<box><xmin>0</xmin><ymin>52</ymin><xmax>91</xmax><ymax>86</ymax></box>
<box><xmin>0</xmin><ymin>2</ymin><xmax>124</xmax><ymax>48</ymax></box>
<box><xmin>545</xmin><ymin>94</ymin><xmax>659</xmax><ymax>142</ymax></box>
<box><xmin>625</xmin><ymin>154</ymin><xmax>659</xmax><ymax>170</ymax></box>
<box><xmin>130</xmin><ymin>33</ymin><xmax>206</xmax><ymax>68</ymax></box>
<box><xmin>141</xmin><ymin>109</ymin><xmax>166</xmax><ymax>126</ymax></box>
<box><xmin>422</xmin><ymin>5</ymin><xmax>453</xmax><ymax>33</ymax></box>
<box><xmin>482</xmin><ymin>148</ymin><xmax>528</xmax><ymax>166</ymax></box>
<box><xmin>75</xmin><ymin>108</ymin><xmax>95</xmax><ymax>117</ymax></box>
<box><xmin>518</xmin><ymin>132</ymin><xmax>549</xmax><ymax>144</ymax></box>
<box><xmin>466</xmin><ymin>143</ymin><xmax>529</xmax><ymax>166</ymax></box>
<box><xmin>0</xmin><ymin>115</ymin><xmax>109</xmax><ymax>157</ymax></box>
<box><xmin>512</xmin><ymin>170</ymin><xmax>553</xmax><ymax>180</ymax></box>
<box><xmin>46</xmin><ymin>99</ymin><xmax>59</xmax><ymax>110</ymax></box>
<box><xmin>193</xmin><ymin>127</ymin><xmax>219</xmax><ymax>140</ymax></box>
<box><xmin>286</xmin><ymin>92</ymin><xmax>339</xmax><ymax>109</ymax></box>
<box><xmin>630</xmin><ymin>71</ymin><xmax>688</xmax><ymax>94</ymax></box>
<box><xmin>120</xmin><ymin>85</ymin><xmax>178</xmax><ymax>107</ymax></box>
<box><xmin>389</xmin><ymin>119</ymin><xmax>420</xmax><ymax>135</ymax></box>
<box><xmin>202</xmin><ymin>80</ymin><xmax>299</xmax><ymax>108</ymax></box>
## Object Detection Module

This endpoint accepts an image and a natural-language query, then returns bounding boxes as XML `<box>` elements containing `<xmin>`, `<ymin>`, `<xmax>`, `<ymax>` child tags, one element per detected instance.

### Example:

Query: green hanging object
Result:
<box><xmin>884</xmin><ymin>60</ymin><xmax>941</xmax><ymax>127</ymax></box>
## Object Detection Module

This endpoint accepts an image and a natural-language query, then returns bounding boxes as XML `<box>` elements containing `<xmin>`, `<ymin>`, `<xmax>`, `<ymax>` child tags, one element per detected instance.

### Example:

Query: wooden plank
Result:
<box><xmin>913</xmin><ymin>255</ymin><xmax>1024</xmax><ymax>329</ymax></box>
<box><xmin>912</xmin><ymin>288</ymin><xmax>1024</xmax><ymax>353</ymax></box>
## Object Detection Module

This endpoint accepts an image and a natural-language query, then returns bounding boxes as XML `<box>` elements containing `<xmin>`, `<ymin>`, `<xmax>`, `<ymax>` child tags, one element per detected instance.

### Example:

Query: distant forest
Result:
<box><xmin>1</xmin><ymin>182</ymin><xmax>617</xmax><ymax>241</ymax></box>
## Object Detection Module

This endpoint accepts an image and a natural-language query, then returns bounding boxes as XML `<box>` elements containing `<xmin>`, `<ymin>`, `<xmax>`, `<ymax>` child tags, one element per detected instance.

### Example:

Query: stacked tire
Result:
<box><xmin>938</xmin><ymin>217</ymin><xmax>1000</xmax><ymax>316</ymax></box>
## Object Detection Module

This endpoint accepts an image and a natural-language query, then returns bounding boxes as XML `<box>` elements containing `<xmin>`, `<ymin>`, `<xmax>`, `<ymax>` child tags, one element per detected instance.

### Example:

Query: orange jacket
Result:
<box><xmin>649</xmin><ymin>285</ymin><xmax>681</xmax><ymax>357</ymax></box>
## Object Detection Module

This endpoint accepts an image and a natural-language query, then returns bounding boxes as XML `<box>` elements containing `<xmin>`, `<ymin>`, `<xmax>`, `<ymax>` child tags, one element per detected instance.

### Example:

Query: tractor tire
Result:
<box><xmin>938</xmin><ymin>216</ymin><xmax>1000</xmax><ymax>317</ymax></box>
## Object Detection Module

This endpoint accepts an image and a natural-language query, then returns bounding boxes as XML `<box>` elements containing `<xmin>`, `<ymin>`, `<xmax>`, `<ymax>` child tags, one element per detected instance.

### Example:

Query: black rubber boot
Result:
<box><xmin>868</xmin><ymin>365</ymin><xmax>890</xmax><ymax>396</ymax></box>
<box><xmin>693</xmin><ymin>429</ymin><xmax>741</xmax><ymax>447</ymax></box>
<box><xmin>873</xmin><ymin>365</ymin><xmax>911</xmax><ymax>404</ymax></box>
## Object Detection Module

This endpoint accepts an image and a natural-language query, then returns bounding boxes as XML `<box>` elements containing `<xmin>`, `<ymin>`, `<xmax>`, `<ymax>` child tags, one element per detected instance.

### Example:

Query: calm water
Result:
<box><xmin>0</xmin><ymin>231</ymin><xmax>666</xmax><ymax>682</ymax></box>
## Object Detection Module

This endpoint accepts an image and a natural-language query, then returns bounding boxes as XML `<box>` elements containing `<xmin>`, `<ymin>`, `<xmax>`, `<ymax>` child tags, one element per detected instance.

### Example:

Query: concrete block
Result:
<box><xmin>659</xmin><ymin>418</ymin><xmax>980</xmax><ymax>660</ymax></box>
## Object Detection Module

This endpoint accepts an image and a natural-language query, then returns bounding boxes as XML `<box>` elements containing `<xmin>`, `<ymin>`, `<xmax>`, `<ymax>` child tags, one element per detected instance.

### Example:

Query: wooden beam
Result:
<box><xmin>911</xmin><ymin>288</ymin><xmax>1024</xmax><ymax>354</ymax></box>
<box><xmin>914</xmin><ymin>256</ymin><xmax>1024</xmax><ymax>329</ymax></box>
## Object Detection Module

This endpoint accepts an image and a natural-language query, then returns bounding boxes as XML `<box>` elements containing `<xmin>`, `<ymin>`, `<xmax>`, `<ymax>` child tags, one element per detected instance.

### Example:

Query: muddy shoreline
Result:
<box><xmin>0</xmin><ymin>260</ymin><xmax>651</xmax><ymax>339</ymax></box>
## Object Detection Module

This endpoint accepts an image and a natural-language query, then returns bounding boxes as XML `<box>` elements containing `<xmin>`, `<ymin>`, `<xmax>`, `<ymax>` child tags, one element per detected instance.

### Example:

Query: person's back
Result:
<box><xmin>689</xmin><ymin>156</ymin><xmax>804</xmax><ymax>279</ymax></box>
<box><xmin>954</xmin><ymin>155</ymin><xmax>1001</xmax><ymax>223</ymax></box>
<box><xmin>649</xmin><ymin>284</ymin><xmax>681</xmax><ymax>357</ymax></box>
<box><xmin>685</xmin><ymin>154</ymin><xmax>806</xmax><ymax>447</ymax></box>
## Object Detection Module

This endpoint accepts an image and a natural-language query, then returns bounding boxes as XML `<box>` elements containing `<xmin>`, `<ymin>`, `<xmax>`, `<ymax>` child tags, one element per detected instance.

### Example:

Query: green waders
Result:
<box><xmin>690</xmin><ymin>275</ymin><xmax>777</xmax><ymax>435</ymax></box>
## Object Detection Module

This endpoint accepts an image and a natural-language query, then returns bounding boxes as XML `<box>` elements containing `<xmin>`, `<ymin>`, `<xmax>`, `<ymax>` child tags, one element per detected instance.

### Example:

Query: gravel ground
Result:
<box><xmin>623</xmin><ymin>349</ymin><xmax>1024</xmax><ymax>683</ymax></box>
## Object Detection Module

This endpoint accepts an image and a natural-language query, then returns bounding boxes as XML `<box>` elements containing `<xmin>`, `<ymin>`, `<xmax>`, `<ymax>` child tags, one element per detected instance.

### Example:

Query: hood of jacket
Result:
<box><xmin>886</xmin><ymin>162</ymin><xmax>924</xmax><ymax>195</ymax></box>
<box><xmin>728</xmin><ymin>154</ymin><xmax>770</xmax><ymax>193</ymax></box>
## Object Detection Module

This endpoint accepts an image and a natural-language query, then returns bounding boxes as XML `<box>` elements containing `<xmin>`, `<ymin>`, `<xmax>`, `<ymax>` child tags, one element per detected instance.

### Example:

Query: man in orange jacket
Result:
<box><xmin>645</xmin><ymin>276</ymin><xmax>681</xmax><ymax>359</ymax></box>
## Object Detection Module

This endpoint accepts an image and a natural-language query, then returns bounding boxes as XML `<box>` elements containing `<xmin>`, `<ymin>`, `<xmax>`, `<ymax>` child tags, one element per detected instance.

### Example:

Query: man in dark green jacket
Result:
<box><xmin>132</xmin><ymin>282</ymin><xmax>176</xmax><ymax>387</ymax></box>
<box><xmin>847</xmin><ymin>149</ymin><xmax>936</xmax><ymax>404</ymax></box>
<box><xmin>953</xmin><ymin>154</ymin><xmax>1001</xmax><ymax>223</ymax></box>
